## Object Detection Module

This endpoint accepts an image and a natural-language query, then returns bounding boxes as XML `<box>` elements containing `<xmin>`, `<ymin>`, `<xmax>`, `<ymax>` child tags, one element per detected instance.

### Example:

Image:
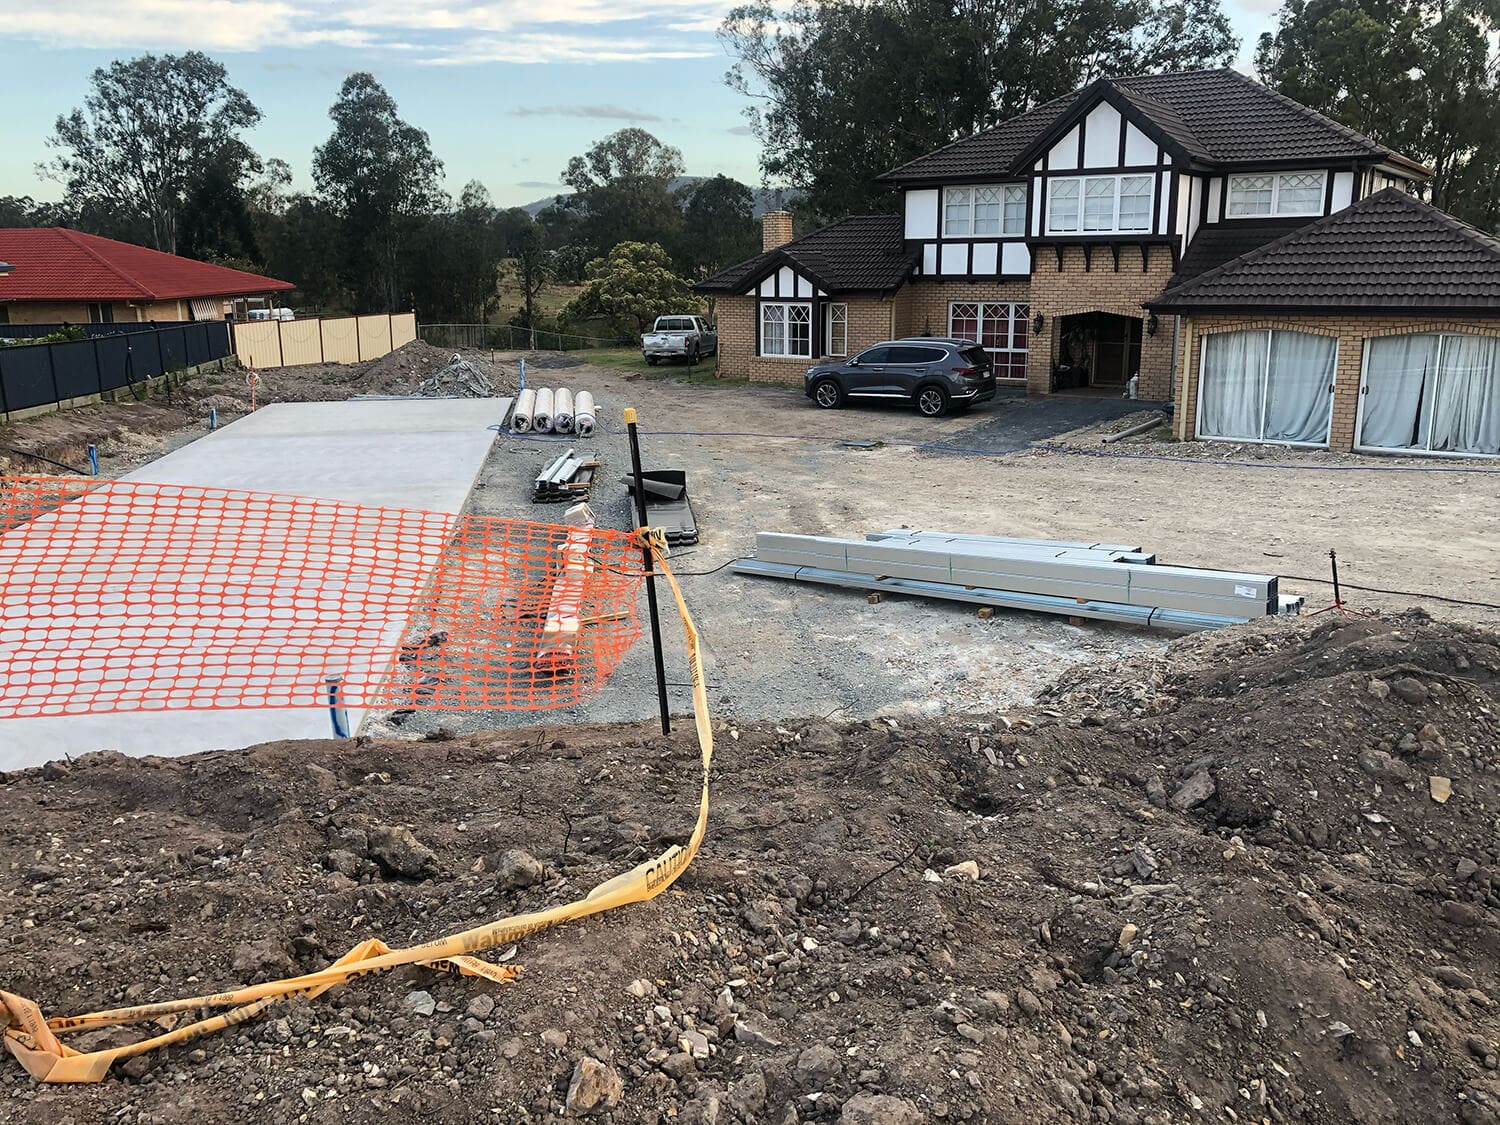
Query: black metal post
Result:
<box><xmin>1328</xmin><ymin>549</ymin><xmax>1342</xmax><ymax>608</ymax></box>
<box><xmin>626</xmin><ymin>408</ymin><xmax>672</xmax><ymax>735</ymax></box>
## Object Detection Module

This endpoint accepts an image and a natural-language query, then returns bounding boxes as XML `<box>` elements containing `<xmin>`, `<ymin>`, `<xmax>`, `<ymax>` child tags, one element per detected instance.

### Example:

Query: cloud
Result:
<box><xmin>0</xmin><ymin>0</ymin><xmax>741</xmax><ymax>62</ymax></box>
<box><xmin>511</xmin><ymin>104</ymin><xmax>667</xmax><ymax>122</ymax></box>
<box><xmin>517</xmin><ymin>181</ymin><xmax>565</xmax><ymax>189</ymax></box>
<box><xmin>726</xmin><ymin>124</ymin><xmax>754</xmax><ymax>136</ymax></box>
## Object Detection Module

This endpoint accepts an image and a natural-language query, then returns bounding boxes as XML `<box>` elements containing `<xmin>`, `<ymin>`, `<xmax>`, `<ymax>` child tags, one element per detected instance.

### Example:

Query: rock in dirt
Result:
<box><xmin>1170</xmin><ymin>770</ymin><xmax>1216</xmax><ymax>811</ymax></box>
<box><xmin>497</xmin><ymin>847</ymin><xmax>544</xmax><ymax>888</ymax></box>
<box><xmin>794</xmin><ymin>1043</ymin><xmax>844</xmax><ymax>1088</ymax></box>
<box><xmin>944</xmin><ymin>860</ymin><xmax>981</xmax><ymax>881</ymax></box>
<box><xmin>1392</xmin><ymin>677</ymin><xmax>1430</xmax><ymax>705</ymax></box>
<box><xmin>566</xmin><ymin>1057</ymin><xmax>623</xmax><ymax>1115</ymax></box>
<box><xmin>1435</xmin><ymin>966</ymin><xmax>1479</xmax><ymax>990</ymax></box>
<box><xmin>231</xmin><ymin>938</ymin><xmax>293</xmax><ymax>981</ymax></box>
<box><xmin>1359</xmin><ymin>749</ymin><xmax>1414</xmax><ymax>783</ymax></box>
<box><xmin>840</xmin><ymin>1093</ymin><xmax>924</xmax><ymax>1125</ymax></box>
<box><xmin>404</xmin><ymin>990</ymin><xmax>436</xmax><ymax>1016</ymax></box>
<box><xmin>366</xmin><ymin>824</ymin><xmax>438</xmax><ymax>879</ymax></box>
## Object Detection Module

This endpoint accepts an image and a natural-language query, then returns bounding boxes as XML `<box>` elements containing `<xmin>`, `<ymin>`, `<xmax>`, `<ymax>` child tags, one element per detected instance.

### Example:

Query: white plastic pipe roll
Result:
<box><xmin>574</xmin><ymin>390</ymin><xmax>596</xmax><ymax>438</ymax></box>
<box><xmin>533</xmin><ymin>387</ymin><xmax>555</xmax><ymax>433</ymax></box>
<box><xmin>554</xmin><ymin>387</ymin><xmax>575</xmax><ymax>434</ymax></box>
<box><xmin>511</xmin><ymin>387</ymin><xmax>536</xmax><ymax>433</ymax></box>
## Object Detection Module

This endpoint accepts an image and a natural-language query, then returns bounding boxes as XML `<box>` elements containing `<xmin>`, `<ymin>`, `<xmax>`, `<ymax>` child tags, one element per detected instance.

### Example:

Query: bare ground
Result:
<box><xmin>2</xmin><ymin>614</ymin><xmax>1498</xmax><ymax>1124</ymax></box>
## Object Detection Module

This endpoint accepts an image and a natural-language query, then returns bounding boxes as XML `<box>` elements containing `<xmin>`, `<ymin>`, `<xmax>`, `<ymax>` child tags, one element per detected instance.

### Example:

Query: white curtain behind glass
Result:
<box><xmin>1430</xmin><ymin>335</ymin><xmax>1500</xmax><ymax>455</ymax></box>
<box><xmin>1200</xmin><ymin>331</ymin><xmax>1267</xmax><ymax>440</ymax></box>
<box><xmin>1360</xmin><ymin>335</ymin><xmax>1440</xmax><ymax>450</ymax></box>
<box><xmin>1264</xmin><ymin>331</ymin><xmax>1336</xmax><ymax>443</ymax></box>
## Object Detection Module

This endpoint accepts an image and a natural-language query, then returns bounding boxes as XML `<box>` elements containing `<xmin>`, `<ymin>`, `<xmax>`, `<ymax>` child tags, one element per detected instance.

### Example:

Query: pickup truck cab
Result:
<box><xmin>642</xmin><ymin>316</ymin><xmax>717</xmax><ymax>365</ymax></box>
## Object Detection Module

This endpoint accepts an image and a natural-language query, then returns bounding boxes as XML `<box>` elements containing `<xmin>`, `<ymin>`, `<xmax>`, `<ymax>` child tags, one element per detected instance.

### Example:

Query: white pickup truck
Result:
<box><xmin>641</xmin><ymin>315</ymin><xmax>717</xmax><ymax>365</ymax></box>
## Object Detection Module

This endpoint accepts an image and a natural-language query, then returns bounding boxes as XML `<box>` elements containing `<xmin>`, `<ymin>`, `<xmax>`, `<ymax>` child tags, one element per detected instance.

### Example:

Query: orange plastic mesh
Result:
<box><xmin>0</xmin><ymin>476</ymin><xmax>644</xmax><ymax>718</ymax></box>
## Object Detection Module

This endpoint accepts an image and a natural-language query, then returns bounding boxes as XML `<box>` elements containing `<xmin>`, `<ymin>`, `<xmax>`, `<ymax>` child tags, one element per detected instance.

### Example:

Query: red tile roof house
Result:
<box><xmin>700</xmin><ymin>69</ymin><xmax>1500</xmax><ymax>458</ymax></box>
<box><xmin>0</xmin><ymin>228</ymin><xmax>293</xmax><ymax>327</ymax></box>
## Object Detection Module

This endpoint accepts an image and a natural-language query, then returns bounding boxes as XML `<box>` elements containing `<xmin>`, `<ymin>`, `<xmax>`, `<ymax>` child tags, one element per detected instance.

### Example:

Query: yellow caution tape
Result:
<box><xmin>1</xmin><ymin>540</ymin><xmax>713</xmax><ymax>1083</ymax></box>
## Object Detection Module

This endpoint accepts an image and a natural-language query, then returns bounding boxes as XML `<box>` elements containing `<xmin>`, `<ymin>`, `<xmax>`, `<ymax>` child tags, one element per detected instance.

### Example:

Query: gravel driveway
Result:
<box><xmin>375</xmin><ymin>358</ymin><xmax>1500</xmax><ymax>742</ymax></box>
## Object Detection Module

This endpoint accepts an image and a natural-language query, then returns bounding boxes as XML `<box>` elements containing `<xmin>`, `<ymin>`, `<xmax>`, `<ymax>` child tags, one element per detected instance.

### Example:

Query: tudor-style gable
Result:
<box><xmin>888</xmin><ymin>69</ymin><xmax>1433</xmax><ymax>284</ymax></box>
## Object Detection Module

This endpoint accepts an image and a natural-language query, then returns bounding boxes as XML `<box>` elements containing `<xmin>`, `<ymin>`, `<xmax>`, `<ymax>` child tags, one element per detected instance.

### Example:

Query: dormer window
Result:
<box><xmin>944</xmin><ymin>186</ymin><xmax>1026</xmax><ymax>236</ymax></box>
<box><xmin>1227</xmin><ymin>172</ymin><xmax>1325</xmax><ymax>217</ymax></box>
<box><xmin>1047</xmin><ymin>174</ymin><xmax>1153</xmax><ymax>235</ymax></box>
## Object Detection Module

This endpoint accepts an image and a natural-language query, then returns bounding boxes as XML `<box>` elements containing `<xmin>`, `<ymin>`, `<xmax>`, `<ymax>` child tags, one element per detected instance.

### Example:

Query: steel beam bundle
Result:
<box><xmin>534</xmin><ymin>447</ymin><xmax>600</xmax><ymax>503</ymax></box>
<box><xmin>731</xmin><ymin>529</ymin><xmax>1287</xmax><ymax>633</ymax></box>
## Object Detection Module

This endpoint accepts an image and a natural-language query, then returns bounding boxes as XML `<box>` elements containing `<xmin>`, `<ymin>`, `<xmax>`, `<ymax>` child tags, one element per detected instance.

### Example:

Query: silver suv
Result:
<box><xmin>804</xmin><ymin>338</ymin><xmax>997</xmax><ymax>417</ymax></box>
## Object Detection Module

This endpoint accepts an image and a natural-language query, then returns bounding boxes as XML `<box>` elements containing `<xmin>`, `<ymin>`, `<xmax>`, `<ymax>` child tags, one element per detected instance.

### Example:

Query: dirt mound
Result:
<box><xmin>2</xmin><ymin>613</ymin><xmax>1498</xmax><ymax>1124</ymax></box>
<box><xmin>359</xmin><ymin>342</ymin><xmax>518</xmax><ymax>398</ymax></box>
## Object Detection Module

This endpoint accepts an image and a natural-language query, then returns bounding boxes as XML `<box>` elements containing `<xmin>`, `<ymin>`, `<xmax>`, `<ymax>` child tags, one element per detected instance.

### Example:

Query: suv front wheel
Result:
<box><xmin>812</xmin><ymin>377</ymin><xmax>845</xmax><ymax>409</ymax></box>
<box><xmin>915</xmin><ymin>384</ymin><xmax>950</xmax><ymax>418</ymax></box>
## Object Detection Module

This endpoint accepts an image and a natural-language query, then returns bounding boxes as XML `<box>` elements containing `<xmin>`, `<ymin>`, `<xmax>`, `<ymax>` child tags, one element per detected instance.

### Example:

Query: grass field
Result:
<box><xmin>574</xmin><ymin>346</ymin><xmax>743</xmax><ymax>385</ymax></box>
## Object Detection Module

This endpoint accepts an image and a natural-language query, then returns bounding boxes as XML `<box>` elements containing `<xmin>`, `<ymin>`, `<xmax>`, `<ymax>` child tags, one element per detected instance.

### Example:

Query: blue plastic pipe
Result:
<box><xmin>87</xmin><ymin>445</ymin><xmax>98</xmax><ymax>477</ymax></box>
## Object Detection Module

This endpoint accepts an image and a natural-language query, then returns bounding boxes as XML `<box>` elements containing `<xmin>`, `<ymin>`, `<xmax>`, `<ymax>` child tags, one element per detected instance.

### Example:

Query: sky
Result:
<box><xmin>0</xmin><ymin>0</ymin><xmax>1282</xmax><ymax>211</ymax></box>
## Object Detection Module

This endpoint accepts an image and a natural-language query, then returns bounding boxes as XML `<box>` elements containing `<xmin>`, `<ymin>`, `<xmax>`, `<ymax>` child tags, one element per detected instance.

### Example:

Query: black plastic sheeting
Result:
<box><xmin>0</xmin><ymin>322</ymin><xmax>231</xmax><ymax>413</ymax></box>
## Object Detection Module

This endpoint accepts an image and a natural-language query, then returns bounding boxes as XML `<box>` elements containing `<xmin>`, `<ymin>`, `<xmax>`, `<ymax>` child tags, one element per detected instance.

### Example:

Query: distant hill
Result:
<box><xmin>521</xmin><ymin>177</ymin><xmax>800</xmax><ymax>217</ymax></box>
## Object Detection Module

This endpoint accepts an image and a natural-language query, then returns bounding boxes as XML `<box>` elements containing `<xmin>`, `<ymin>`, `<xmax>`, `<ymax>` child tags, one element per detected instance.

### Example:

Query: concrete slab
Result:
<box><xmin>0</xmin><ymin>399</ymin><xmax>509</xmax><ymax>770</ymax></box>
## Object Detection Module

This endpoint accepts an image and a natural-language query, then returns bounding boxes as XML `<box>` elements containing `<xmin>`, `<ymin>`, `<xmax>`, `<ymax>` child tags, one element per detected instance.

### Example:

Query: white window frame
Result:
<box><xmin>1353</xmin><ymin>332</ymin><xmax>1500</xmax><ymax>459</ymax></box>
<box><xmin>943</xmin><ymin>185</ymin><xmax>1027</xmax><ymax>237</ymax></box>
<box><xmin>825</xmin><ymin>303</ymin><xmax>848</xmax><ymax>357</ymax></box>
<box><xmin>1046</xmin><ymin>174</ymin><xmax>1153</xmax><ymax>235</ymax></box>
<box><xmin>948</xmin><ymin>301</ymin><xmax>1029</xmax><ymax>380</ymax></box>
<box><xmin>1195</xmin><ymin>328</ymin><xmax>1337</xmax><ymax>448</ymax></box>
<box><xmin>1226</xmin><ymin>171</ymin><xmax>1326</xmax><ymax>218</ymax></box>
<box><xmin>760</xmin><ymin>301</ymin><xmax>812</xmax><ymax>359</ymax></box>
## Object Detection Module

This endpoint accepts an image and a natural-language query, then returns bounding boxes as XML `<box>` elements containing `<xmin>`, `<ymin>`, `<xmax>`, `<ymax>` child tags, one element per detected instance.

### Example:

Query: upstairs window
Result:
<box><xmin>1048</xmin><ymin>175</ymin><xmax>1153</xmax><ymax>235</ymax></box>
<box><xmin>944</xmin><ymin>185</ymin><xmax>1026</xmax><ymax>236</ymax></box>
<box><xmin>1227</xmin><ymin>171</ymin><xmax>1326</xmax><ymax>217</ymax></box>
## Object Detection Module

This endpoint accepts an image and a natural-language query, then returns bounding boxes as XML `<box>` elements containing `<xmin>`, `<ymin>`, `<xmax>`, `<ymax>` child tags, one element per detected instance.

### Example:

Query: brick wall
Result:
<box><xmin>5</xmin><ymin>299</ymin><xmax>188</xmax><ymax>325</ymax></box>
<box><xmin>893</xmin><ymin>280</ymin><xmax>1033</xmax><ymax>379</ymax></box>
<box><xmin>1175</xmin><ymin>313</ymin><xmax>1500</xmax><ymax>451</ymax></box>
<box><xmin>714</xmin><ymin>294</ymin><xmax>897</xmax><ymax>385</ymax></box>
<box><xmin>1026</xmin><ymin>245</ymin><xmax>1179</xmax><ymax>398</ymax></box>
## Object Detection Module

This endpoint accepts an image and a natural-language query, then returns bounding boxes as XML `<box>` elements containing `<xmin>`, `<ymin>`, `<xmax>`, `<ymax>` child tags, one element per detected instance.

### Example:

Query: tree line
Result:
<box><xmin>0</xmin><ymin>53</ymin><xmax>762</xmax><ymax>335</ymax></box>
<box><xmin>8</xmin><ymin>5</ymin><xmax>1496</xmax><ymax>336</ymax></box>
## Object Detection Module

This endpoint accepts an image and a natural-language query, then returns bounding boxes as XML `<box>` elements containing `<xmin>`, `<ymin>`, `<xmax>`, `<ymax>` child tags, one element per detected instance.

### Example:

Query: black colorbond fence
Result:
<box><xmin>0</xmin><ymin>322</ymin><xmax>232</xmax><ymax>415</ymax></box>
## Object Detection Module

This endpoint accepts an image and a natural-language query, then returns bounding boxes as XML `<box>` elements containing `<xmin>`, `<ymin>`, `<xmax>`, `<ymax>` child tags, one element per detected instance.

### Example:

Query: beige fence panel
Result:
<box><xmin>357</xmin><ymin>315</ymin><xmax>393</xmax><ymax>362</ymax></box>
<box><xmin>391</xmin><ymin>312</ymin><xmax>417</xmax><ymax>350</ymax></box>
<box><xmin>231</xmin><ymin>314</ymin><xmax>414</xmax><ymax>369</ymax></box>
<box><xmin>319</xmin><ymin>318</ymin><xmax>362</xmax><ymax>365</ymax></box>
<box><xmin>278</xmin><ymin>320</ymin><xmax>324</xmax><ymax>367</ymax></box>
<box><xmin>231</xmin><ymin>322</ymin><xmax>283</xmax><ymax>369</ymax></box>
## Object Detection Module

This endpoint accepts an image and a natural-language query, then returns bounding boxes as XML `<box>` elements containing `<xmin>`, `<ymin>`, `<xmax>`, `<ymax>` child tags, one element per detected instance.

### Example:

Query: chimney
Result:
<box><xmin>762</xmin><ymin>211</ymin><xmax>794</xmax><ymax>252</ymax></box>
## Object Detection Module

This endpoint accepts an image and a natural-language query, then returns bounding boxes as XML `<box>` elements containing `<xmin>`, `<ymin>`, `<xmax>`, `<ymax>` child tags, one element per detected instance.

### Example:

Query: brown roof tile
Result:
<box><xmin>1149</xmin><ymin>189</ymin><xmax>1500</xmax><ymax>313</ymax></box>
<box><xmin>880</xmin><ymin>69</ymin><xmax>1428</xmax><ymax>184</ymax></box>
<box><xmin>695</xmin><ymin>216</ymin><xmax>915</xmax><ymax>294</ymax></box>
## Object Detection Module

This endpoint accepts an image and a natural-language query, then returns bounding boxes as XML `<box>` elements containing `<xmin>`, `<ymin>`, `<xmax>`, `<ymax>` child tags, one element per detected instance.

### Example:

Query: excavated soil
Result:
<box><xmin>2</xmin><ymin>613</ymin><xmax>1499</xmax><ymax>1124</ymax></box>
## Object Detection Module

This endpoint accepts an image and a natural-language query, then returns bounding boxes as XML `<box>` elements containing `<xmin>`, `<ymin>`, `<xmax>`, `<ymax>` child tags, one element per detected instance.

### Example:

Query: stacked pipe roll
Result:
<box><xmin>511</xmin><ymin>388</ymin><xmax>537</xmax><ymax>433</ymax></box>
<box><xmin>533</xmin><ymin>387</ymin><xmax>555</xmax><ymax>433</ymax></box>
<box><xmin>554</xmin><ymin>388</ymin><xmax>575</xmax><ymax>434</ymax></box>
<box><xmin>574</xmin><ymin>391</ymin><xmax>596</xmax><ymax>438</ymax></box>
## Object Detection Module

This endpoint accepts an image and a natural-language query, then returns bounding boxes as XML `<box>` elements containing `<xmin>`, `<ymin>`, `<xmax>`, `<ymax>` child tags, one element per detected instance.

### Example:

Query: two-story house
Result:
<box><xmin>700</xmin><ymin>69</ymin><xmax>1500</xmax><ymax>458</ymax></box>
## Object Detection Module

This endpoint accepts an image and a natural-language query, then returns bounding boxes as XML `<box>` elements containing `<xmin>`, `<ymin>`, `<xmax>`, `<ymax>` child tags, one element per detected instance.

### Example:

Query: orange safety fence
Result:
<box><xmin>0</xmin><ymin>476</ymin><xmax>645</xmax><ymax>719</ymax></box>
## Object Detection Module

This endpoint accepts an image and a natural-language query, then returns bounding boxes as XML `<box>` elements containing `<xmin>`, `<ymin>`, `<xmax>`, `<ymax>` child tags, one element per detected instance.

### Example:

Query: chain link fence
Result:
<box><xmin>418</xmin><ymin>324</ymin><xmax>633</xmax><ymax>352</ymax></box>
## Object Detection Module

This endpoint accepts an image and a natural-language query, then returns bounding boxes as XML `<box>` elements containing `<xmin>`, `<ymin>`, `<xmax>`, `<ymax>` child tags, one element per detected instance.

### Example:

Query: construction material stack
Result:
<box><xmin>731</xmin><ymin>528</ymin><xmax>1300</xmax><ymax>632</ymax></box>
<box><xmin>534</xmin><ymin>448</ymin><xmax>600</xmax><ymax>503</ymax></box>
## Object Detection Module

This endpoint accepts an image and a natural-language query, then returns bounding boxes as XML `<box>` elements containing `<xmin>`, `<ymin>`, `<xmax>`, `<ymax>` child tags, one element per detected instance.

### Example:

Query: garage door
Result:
<box><xmin>1357</xmin><ymin>333</ymin><xmax>1500</xmax><ymax>457</ymax></box>
<box><xmin>1198</xmin><ymin>329</ymin><xmax>1336</xmax><ymax>445</ymax></box>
